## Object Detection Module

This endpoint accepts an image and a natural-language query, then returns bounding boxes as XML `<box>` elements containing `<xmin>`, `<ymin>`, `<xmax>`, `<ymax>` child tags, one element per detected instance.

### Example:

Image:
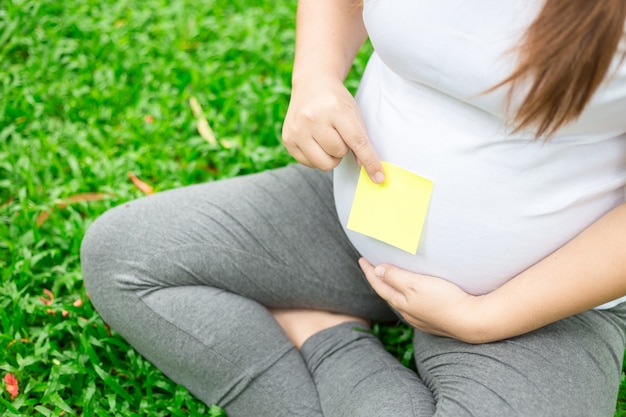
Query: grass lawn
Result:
<box><xmin>1</xmin><ymin>0</ymin><xmax>625</xmax><ymax>415</ymax></box>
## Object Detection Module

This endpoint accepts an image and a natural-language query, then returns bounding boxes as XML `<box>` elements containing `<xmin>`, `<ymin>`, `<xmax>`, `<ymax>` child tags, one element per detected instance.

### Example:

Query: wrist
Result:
<box><xmin>460</xmin><ymin>291</ymin><xmax>537</xmax><ymax>344</ymax></box>
<box><xmin>454</xmin><ymin>295</ymin><xmax>501</xmax><ymax>344</ymax></box>
<box><xmin>291</xmin><ymin>64</ymin><xmax>348</xmax><ymax>89</ymax></box>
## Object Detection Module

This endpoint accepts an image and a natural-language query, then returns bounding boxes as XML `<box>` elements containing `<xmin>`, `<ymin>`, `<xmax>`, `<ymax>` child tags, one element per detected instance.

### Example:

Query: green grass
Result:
<box><xmin>1</xmin><ymin>0</ymin><xmax>625</xmax><ymax>415</ymax></box>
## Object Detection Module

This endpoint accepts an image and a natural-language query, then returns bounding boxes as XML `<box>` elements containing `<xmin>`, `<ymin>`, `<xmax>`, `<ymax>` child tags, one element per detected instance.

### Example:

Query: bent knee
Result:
<box><xmin>80</xmin><ymin>203</ymin><xmax>149</xmax><ymax>310</ymax></box>
<box><xmin>82</xmin><ymin>204</ymin><xmax>132</xmax><ymax>270</ymax></box>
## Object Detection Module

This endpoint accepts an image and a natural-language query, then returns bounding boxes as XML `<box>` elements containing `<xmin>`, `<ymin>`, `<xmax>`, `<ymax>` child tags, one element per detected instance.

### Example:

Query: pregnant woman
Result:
<box><xmin>81</xmin><ymin>0</ymin><xmax>626</xmax><ymax>416</ymax></box>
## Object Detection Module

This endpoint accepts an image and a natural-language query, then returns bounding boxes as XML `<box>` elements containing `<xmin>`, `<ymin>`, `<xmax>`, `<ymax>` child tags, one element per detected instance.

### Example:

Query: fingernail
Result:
<box><xmin>374</xmin><ymin>172</ymin><xmax>385</xmax><ymax>184</ymax></box>
<box><xmin>374</xmin><ymin>266</ymin><xmax>386</xmax><ymax>277</ymax></box>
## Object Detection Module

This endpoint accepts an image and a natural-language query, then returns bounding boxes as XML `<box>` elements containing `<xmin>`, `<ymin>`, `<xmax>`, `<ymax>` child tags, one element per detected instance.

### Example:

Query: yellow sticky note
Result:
<box><xmin>347</xmin><ymin>161</ymin><xmax>433</xmax><ymax>254</ymax></box>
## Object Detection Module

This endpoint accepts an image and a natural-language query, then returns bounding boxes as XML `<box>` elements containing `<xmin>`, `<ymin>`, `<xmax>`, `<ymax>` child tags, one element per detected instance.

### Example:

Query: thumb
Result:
<box><xmin>374</xmin><ymin>264</ymin><xmax>413</xmax><ymax>294</ymax></box>
<box><xmin>372</xmin><ymin>264</ymin><xmax>409</xmax><ymax>308</ymax></box>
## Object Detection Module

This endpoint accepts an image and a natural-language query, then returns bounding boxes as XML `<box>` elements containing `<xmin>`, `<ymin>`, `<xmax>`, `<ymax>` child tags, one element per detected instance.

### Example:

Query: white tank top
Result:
<box><xmin>333</xmin><ymin>0</ymin><xmax>626</xmax><ymax>308</ymax></box>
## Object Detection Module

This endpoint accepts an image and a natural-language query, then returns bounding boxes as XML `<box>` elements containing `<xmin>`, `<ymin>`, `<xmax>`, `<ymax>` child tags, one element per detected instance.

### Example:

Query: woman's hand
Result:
<box><xmin>282</xmin><ymin>77</ymin><xmax>385</xmax><ymax>184</ymax></box>
<box><xmin>358</xmin><ymin>203</ymin><xmax>626</xmax><ymax>344</ymax></box>
<box><xmin>359</xmin><ymin>258</ymin><xmax>490</xmax><ymax>343</ymax></box>
<box><xmin>283</xmin><ymin>0</ymin><xmax>384</xmax><ymax>182</ymax></box>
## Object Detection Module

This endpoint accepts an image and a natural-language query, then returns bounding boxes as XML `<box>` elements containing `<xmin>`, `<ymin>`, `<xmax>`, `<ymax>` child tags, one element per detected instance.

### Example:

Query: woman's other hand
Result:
<box><xmin>359</xmin><ymin>258</ymin><xmax>490</xmax><ymax>344</ymax></box>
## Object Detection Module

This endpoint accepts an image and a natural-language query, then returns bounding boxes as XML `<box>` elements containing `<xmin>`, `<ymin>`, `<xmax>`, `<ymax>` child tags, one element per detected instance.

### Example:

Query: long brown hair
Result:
<box><xmin>355</xmin><ymin>0</ymin><xmax>626</xmax><ymax>136</ymax></box>
<box><xmin>493</xmin><ymin>0</ymin><xmax>626</xmax><ymax>137</ymax></box>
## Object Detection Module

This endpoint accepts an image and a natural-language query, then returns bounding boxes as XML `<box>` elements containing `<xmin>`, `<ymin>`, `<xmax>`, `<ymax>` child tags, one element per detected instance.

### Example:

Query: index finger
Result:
<box><xmin>333</xmin><ymin>114</ymin><xmax>385</xmax><ymax>184</ymax></box>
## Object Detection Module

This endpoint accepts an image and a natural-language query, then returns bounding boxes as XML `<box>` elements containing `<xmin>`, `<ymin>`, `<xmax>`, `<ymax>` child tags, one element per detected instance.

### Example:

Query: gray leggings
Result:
<box><xmin>80</xmin><ymin>164</ymin><xmax>626</xmax><ymax>417</ymax></box>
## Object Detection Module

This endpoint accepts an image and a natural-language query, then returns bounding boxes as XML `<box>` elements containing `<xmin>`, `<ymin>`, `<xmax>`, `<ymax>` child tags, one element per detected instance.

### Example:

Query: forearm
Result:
<box><xmin>292</xmin><ymin>0</ymin><xmax>367</xmax><ymax>87</ymax></box>
<box><xmin>475</xmin><ymin>202</ymin><xmax>626</xmax><ymax>343</ymax></box>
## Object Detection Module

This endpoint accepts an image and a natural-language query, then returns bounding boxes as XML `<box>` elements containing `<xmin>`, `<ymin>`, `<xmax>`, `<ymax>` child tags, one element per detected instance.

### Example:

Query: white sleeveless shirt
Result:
<box><xmin>333</xmin><ymin>0</ymin><xmax>626</xmax><ymax>308</ymax></box>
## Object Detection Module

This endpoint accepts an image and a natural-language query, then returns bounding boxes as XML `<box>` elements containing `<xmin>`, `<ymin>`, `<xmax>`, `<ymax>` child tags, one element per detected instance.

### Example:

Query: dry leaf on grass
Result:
<box><xmin>0</xmin><ymin>196</ymin><xmax>14</xmax><ymax>207</ymax></box>
<box><xmin>127</xmin><ymin>172</ymin><xmax>154</xmax><ymax>195</ymax></box>
<box><xmin>36</xmin><ymin>211</ymin><xmax>51</xmax><ymax>227</ymax></box>
<box><xmin>39</xmin><ymin>288</ymin><xmax>54</xmax><ymax>306</ymax></box>
<box><xmin>189</xmin><ymin>96</ymin><xmax>217</xmax><ymax>145</ymax></box>
<box><xmin>36</xmin><ymin>192</ymin><xmax>112</xmax><ymax>227</ymax></box>
<box><xmin>62</xmin><ymin>192</ymin><xmax>112</xmax><ymax>205</ymax></box>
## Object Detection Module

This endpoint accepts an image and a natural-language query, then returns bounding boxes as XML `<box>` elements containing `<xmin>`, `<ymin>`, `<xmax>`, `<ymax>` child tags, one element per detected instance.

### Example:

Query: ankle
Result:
<box><xmin>270</xmin><ymin>309</ymin><xmax>369</xmax><ymax>349</ymax></box>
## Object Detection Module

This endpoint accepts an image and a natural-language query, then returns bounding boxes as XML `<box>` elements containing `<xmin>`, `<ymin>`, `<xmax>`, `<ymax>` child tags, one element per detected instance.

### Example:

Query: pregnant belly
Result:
<box><xmin>333</xmin><ymin>148</ymin><xmax>622</xmax><ymax>295</ymax></box>
<box><xmin>334</xmin><ymin>52</ymin><xmax>626</xmax><ymax>294</ymax></box>
<box><xmin>337</xmin><ymin>53</ymin><xmax>626</xmax><ymax>296</ymax></box>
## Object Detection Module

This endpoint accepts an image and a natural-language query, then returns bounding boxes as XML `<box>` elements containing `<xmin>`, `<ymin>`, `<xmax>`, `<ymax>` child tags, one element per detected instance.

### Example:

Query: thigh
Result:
<box><xmin>414</xmin><ymin>305</ymin><xmax>626</xmax><ymax>417</ymax></box>
<box><xmin>82</xmin><ymin>164</ymin><xmax>395</xmax><ymax>320</ymax></box>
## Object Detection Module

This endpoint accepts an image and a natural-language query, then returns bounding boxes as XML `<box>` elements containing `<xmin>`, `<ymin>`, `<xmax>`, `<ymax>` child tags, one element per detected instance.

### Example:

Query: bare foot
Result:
<box><xmin>270</xmin><ymin>308</ymin><xmax>369</xmax><ymax>349</ymax></box>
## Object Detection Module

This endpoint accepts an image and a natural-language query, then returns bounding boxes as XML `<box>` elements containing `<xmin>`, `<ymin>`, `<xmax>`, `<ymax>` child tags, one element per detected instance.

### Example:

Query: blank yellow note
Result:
<box><xmin>347</xmin><ymin>161</ymin><xmax>433</xmax><ymax>254</ymax></box>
